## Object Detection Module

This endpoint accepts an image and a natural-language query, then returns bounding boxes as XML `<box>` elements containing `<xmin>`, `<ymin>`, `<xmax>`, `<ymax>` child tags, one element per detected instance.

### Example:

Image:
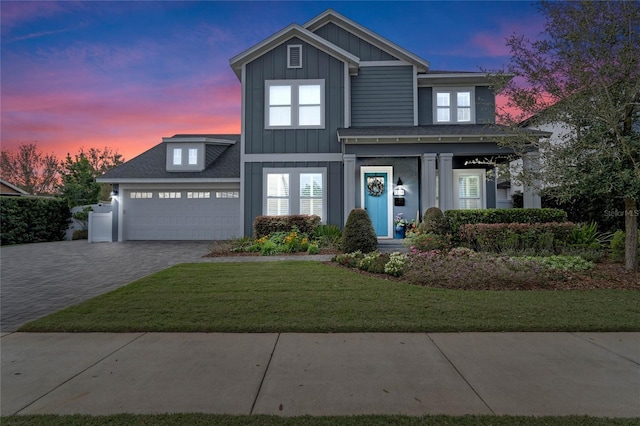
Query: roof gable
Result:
<box><xmin>229</xmin><ymin>23</ymin><xmax>359</xmax><ymax>79</ymax></box>
<box><xmin>304</xmin><ymin>9</ymin><xmax>430</xmax><ymax>72</ymax></box>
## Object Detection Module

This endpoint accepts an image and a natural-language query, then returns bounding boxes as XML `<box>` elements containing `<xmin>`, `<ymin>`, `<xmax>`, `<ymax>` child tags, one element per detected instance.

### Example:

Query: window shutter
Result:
<box><xmin>288</xmin><ymin>45</ymin><xmax>302</xmax><ymax>69</ymax></box>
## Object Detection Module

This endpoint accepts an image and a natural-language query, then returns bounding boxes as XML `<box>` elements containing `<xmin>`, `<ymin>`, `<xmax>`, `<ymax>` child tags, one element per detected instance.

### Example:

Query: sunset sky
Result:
<box><xmin>1</xmin><ymin>1</ymin><xmax>544</xmax><ymax>163</ymax></box>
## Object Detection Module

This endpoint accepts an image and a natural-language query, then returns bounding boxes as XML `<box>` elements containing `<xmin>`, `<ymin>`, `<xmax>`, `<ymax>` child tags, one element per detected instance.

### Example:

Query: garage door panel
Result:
<box><xmin>125</xmin><ymin>190</ymin><xmax>240</xmax><ymax>241</ymax></box>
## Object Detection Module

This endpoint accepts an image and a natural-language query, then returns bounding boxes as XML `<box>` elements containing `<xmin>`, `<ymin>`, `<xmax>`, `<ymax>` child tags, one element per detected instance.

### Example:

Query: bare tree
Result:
<box><xmin>0</xmin><ymin>142</ymin><xmax>60</xmax><ymax>195</ymax></box>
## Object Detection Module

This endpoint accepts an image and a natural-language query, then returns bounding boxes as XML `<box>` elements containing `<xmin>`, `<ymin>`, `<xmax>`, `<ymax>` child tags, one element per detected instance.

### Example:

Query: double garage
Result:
<box><xmin>118</xmin><ymin>185</ymin><xmax>241</xmax><ymax>241</ymax></box>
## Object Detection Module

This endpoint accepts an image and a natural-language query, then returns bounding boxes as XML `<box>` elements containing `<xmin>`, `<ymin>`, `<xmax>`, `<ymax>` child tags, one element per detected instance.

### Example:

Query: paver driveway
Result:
<box><xmin>1</xmin><ymin>241</ymin><xmax>213</xmax><ymax>332</ymax></box>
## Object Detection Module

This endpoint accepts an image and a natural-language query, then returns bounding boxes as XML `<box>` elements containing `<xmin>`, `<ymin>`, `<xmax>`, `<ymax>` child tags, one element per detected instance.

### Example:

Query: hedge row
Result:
<box><xmin>444</xmin><ymin>208</ymin><xmax>568</xmax><ymax>235</ymax></box>
<box><xmin>1</xmin><ymin>197</ymin><xmax>71</xmax><ymax>245</ymax></box>
<box><xmin>459</xmin><ymin>222</ymin><xmax>576</xmax><ymax>253</ymax></box>
<box><xmin>253</xmin><ymin>214</ymin><xmax>321</xmax><ymax>238</ymax></box>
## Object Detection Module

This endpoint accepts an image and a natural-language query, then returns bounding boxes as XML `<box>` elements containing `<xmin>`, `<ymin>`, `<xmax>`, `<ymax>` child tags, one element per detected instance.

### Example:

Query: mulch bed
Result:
<box><xmin>204</xmin><ymin>243</ymin><xmax>639</xmax><ymax>291</ymax></box>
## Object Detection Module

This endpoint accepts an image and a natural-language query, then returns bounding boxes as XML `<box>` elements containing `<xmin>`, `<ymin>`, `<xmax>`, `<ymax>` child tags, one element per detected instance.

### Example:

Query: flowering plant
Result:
<box><xmin>394</xmin><ymin>213</ymin><xmax>408</xmax><ymax>227</ymax></box>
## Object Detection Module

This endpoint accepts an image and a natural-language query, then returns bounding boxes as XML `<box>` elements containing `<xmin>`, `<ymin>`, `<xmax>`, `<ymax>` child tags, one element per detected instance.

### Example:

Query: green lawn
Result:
<box><xmin>1</xmin><ymin>414</ymin><xmax>637</xmax><ymax>426</ymax></box>
<box><xmin>19</xmin><ymin>262</ymin><xmax>639</xmax><ymax>332</ymax></box>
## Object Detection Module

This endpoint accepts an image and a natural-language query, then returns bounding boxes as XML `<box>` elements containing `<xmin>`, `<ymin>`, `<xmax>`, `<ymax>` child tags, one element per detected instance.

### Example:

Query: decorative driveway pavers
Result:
<box><xmin>1</xmin><ymin>241</ymin><xmax>213</xmax><ymax>332</ymax></box>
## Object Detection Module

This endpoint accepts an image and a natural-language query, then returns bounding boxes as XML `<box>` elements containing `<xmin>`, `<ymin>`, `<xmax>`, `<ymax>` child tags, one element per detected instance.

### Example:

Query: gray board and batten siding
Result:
<box><xmin>313</xmin><ymin>22</ymin><xmax>399</xmax><ymax>61</ymax></box>
<box><xmin>243</xmin><ymin>161</ymin><xmax>343</xmax><ymax>236</ymax></box>
<box><xmin>244</xmin><ymin>37</ymin><xmax>345</xmax><ymax>155</ymax></box>
<box><xmin>351</xmin><ymin>66</ymin><xmax>415</xmax><ymax>126</ymax></box>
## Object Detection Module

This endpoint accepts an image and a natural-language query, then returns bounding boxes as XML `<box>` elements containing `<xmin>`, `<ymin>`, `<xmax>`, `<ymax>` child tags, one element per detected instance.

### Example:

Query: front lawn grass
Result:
<box><xmin>2</xmin><ymin>414</ymin><xmax>638</xmax><ymax>426</ymax></box>
<box><xmin>19</xmin><ymin>262</ymin><xmax>640</xmax><ymax>332</ymax></box>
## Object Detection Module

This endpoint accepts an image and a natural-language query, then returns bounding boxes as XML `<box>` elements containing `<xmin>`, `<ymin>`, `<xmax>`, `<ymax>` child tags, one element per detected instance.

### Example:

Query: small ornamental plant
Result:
<box><xmin>384</xmin><ymin>252</ymin><xmax>409</xmax><ymax>277</ymax></box>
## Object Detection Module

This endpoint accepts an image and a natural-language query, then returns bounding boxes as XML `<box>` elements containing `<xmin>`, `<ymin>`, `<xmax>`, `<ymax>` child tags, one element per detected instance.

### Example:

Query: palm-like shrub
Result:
<box><xmin>342</xmin><ymin>208</ymin><xmax>377</xmax><ymax>253</ymax></box>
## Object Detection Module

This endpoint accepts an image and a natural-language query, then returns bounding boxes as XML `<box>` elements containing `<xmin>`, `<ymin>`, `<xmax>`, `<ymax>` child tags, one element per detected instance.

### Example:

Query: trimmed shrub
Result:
<box><xmin>0</xmin><ymin>197</ymin><xmax>71</xmax><ymax>245</ymax></box>
<box><xmin>458</xmin><ymin>222</ymin><xmax>575</xmax><ymax>254</ymax></box>
<box><xmin>420</xmin><ymin>207</ymin><xmax>448</xmax><ymax>235</ymax></box>
<box><xmin>342</xmin><ymin>209</ymin><xmax>377</xmax><ymax>253</ymax></box>
<box><xmin>253</xmin><ymin>215</ymin><xmax>321</xmax><ymax>238</ymax></box>
<box><xmin>403</xmin><ymin>232</ymin><xmax>450</xmax><ymax>252</ymax></box>
<box><xmin>445</xmin><ymin>208</ymin><xmax>568</xmax><ymax>236</ymax></box>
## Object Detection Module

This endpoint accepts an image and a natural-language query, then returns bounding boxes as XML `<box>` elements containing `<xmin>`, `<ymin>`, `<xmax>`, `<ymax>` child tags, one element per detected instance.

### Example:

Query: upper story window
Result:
<box><xmin>173</xmin><ymin>148</ymin><xmax>182</xmax><ymax>165</ymax></box>
<box><xmin>166</xmin><ymin>144</ymin><xmax>203</xmax><ymax>171</ymax></box>
<box><xmin>434</xmin><ymin>88</ymin><xmax>475</xmax><ymax>124</ymax></box>
<box><xmin>265</xmin><ymin>80</ymin><xmax>325</xmax><ymax>129</ymax></box>
<box><xmin>287</xmin><ymin>45</ymin><xmax>302</xmax><ymax>69</ymax></box>
<box><xmin>188</xmin><ymin>148</ymin><xmax>198</xmax><ymax>165</ymax></box>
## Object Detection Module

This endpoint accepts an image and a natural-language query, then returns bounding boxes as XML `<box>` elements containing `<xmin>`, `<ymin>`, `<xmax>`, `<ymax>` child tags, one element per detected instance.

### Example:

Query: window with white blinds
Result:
<box><xmin>264</xmin><ymin>169</ymin><xmax>326</xmax><ymax>220</ymax></box>
<box><xmin>453</xmin><ymin>169</ymin><xmax>485</xmax><ymax>209</ymax></box>
<box><xmin>434</xmin><ymin>88</ymin><xmax>475</xmax><ymax>124</ymax></box>
<box><xmin>267</xmin><ymin>173</ymin><xmax>290</xmax><ymax>216</ymax></box>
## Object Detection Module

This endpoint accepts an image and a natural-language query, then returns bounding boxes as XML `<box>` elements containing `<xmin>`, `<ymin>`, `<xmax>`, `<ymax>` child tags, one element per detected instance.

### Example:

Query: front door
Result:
<box><xmin>362</xmin><ymin>167</ymin><xmax>392</xmax><ymax>238</ymax></box>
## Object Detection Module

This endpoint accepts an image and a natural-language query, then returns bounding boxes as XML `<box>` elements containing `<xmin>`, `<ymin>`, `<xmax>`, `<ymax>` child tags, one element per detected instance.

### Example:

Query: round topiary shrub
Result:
<box><xmin>420</xmin><ymin>207</ymin><xmax>448</xmax><ymax>235</ymax></box>
<box><xmin>342</xmin><ymin>208</ymin><xmax>378</xmax><ymax>253</ymax></box>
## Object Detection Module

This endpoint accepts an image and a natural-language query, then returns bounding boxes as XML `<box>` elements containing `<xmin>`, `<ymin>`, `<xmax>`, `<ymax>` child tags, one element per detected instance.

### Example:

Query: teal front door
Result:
<box><xmin>364</xmin><ymin>172</ymin><xmax>389</xmax><ymax>237</ymax></box>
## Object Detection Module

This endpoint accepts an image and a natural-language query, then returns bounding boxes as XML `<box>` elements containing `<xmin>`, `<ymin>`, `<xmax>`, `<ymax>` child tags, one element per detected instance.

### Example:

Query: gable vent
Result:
<box><xmin>288</xmin><ymin>45</ymin><xmax>302</xmax><ymax>69</ymax></box>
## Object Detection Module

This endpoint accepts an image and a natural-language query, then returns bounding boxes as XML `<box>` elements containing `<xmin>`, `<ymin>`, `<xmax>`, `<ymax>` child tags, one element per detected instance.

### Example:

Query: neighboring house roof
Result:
<box><xmin>0</xmin><ymin>179</ymin><xmax>29</xmax><ymax>196</ymax></box>
<box><xmin>98</xmin><ymin>135</ymin><xmax>241</xmax><ymax>183</ymax></box>
<box><xmin>303</xmin><ymin>9</ymin><xmax>430</xmax><ymax>72</ymax></box>
<box><xmin>338</xmin><ymin>125</ymin><xmax>551</xmax><ymax>142</ymax></box>
<box><xmin>229</xmin><ymin>23</ymin><xmax>360</xmax><ymax>79</ymax></box>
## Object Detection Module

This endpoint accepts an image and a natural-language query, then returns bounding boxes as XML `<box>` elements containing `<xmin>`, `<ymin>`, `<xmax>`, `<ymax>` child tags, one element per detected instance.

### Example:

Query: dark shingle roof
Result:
<box><xmin>99</xmin><ymin>134</ymin><xmax>241</xmax><ymax>181</ymax></box>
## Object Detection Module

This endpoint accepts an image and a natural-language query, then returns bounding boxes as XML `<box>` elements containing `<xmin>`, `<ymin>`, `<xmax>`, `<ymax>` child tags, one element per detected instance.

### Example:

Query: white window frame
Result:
<box><xmin>215</xmin><ymin>191</ymin><xmax>239</xmax><ymax>199</ymax></box>
<box><xmin>188</xmin><ymin>148</ymin><xmax>198</xmax><ymax>165</ymax></box>
<box><xmin>453</xmin><ymin>169</ymin><xmax>486</xmax><ymax>209</ymax></box>
<box><xmin>287</xmin><ymin>45</ymin><xmax>302</xmax><ymax>69</ymax></box>
<box><xmin>263</xmin><ymin>168</ymin><xmax>327</xmax><ymax>221</ymax></box>
<box><xmin>159</xmin><ymin>192</ymin><xmax>182</xmax><ymax>199</ymax></box>
<box><xmin>172</xmin><ymin>148</ymin><xmax>182</xmax><ymax>165</ymax></box>
<box><xmin>187</xmin><ymin>192</ymin><xmax>211</xmax><ymax>199</ymax></box>
<box><xmin>130</xmin><ymin>192</ymin><xmax>153</xmax><ymax>199</ymax></box>
<box><xmin>265</xmin><ymin>80</ymin><xmax>325</xmax><ymax>130</ymax></box>
<box><xmin>433</xmin><ymin>87</ymin><xmax>475</xmax><ymax>124</ymax></box>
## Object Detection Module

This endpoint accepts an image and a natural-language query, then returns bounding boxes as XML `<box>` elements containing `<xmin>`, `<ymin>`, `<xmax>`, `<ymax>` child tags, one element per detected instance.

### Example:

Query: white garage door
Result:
<box><xmin>124</xmin><ymin>190</ymin><xmax>240</xmax><ymax>240</ymax></box>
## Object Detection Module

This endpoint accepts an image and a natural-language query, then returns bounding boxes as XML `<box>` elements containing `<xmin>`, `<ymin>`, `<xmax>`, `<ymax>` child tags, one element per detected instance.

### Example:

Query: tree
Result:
<box><xmin>77</xmin><ymin>147</ymin><xmax>124</xmax><ymax>200</ymax></box>
<box><xmin>0</xmin><ymin>142</ymin><xmax>60</xmax><ymax>195</ymax></box>
<box><xmin>59</xmin><ymin>153</ymin><xmax>101</xmax><ymax>207</ymax></box>
<box><xmin>493</xmin><ymin>1</ymin><xmax>640</xmax><ymax>271</ymax></box>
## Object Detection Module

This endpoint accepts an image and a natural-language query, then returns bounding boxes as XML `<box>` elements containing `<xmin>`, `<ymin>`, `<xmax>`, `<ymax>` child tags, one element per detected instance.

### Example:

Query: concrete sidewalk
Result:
<box><xmin>2</xmin><ymin>332</ymin><xmax>639</xmax><ymax>418</ymax></box>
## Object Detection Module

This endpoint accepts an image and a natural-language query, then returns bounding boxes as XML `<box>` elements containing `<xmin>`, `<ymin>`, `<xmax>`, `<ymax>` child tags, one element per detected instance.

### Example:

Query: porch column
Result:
<box><xmin>421</xmin><ymin>153</ymin><xmax>437</xmax><ymax>213</ymax></box>
<box><xmin>438</xmin><ymin>153</ymin><xmax>454</xmax><ymax>211</ymax></box>
<box><xmin>343</xmin><ymin>154</ymin><xmax>356</xmax><ymax>225</ymax></box>
<box><xmin>522</xmin><ymin>152</ymin><xmax>541</xmax><ymax>208</ymax></box>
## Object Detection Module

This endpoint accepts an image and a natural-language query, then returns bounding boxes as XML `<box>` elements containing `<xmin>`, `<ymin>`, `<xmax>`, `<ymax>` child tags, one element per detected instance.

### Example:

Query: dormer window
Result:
<box><xmin>167</xmin><ymin>144</ymin><xmax>203</xmax><ymax>171</ymax></box>
<box><xmin>188</xmin><ymin>148</ymin><xmax>198</xmax><ymax>165</ymax></box>
<box><xmin>434</xmin><ymin>88</ymin><xmax>475</xmax><ymax>124</ymax></box>
<box><xmin>173</xmin><ymin>148</ymin><xmax>182</xmax><ymax>165</ymax></box>
<box><xmin>288</xmin><ymin>45</ymin><xmax>302</xmax><ymax>68</ymax></box>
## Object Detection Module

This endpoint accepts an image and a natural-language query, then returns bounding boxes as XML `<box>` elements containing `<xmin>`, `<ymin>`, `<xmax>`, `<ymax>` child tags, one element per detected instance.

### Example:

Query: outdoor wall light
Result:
<box><xmin>393</xmin><ymin>177</ymin><xmax>405</xmax><ymax>197</ymax></box>
<box><xmin>110</xmin><ymin>185</ymin><xmax>119</xmax><ymax>196</ymax></box>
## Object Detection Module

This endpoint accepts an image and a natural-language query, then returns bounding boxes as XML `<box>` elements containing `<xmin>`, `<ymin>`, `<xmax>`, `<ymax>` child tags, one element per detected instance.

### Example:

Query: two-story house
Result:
<box><xmin>99</xmin><ymin>9</ymin><xmax>546</xmax><ymax>241</ymax></box>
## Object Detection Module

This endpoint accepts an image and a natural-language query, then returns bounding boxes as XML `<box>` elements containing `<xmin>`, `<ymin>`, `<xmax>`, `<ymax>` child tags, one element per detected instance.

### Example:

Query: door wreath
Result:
<box><xmin>367</xmin><ymin>176</ymin><xmax>385</xmax><ymax>196</ymax></box>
